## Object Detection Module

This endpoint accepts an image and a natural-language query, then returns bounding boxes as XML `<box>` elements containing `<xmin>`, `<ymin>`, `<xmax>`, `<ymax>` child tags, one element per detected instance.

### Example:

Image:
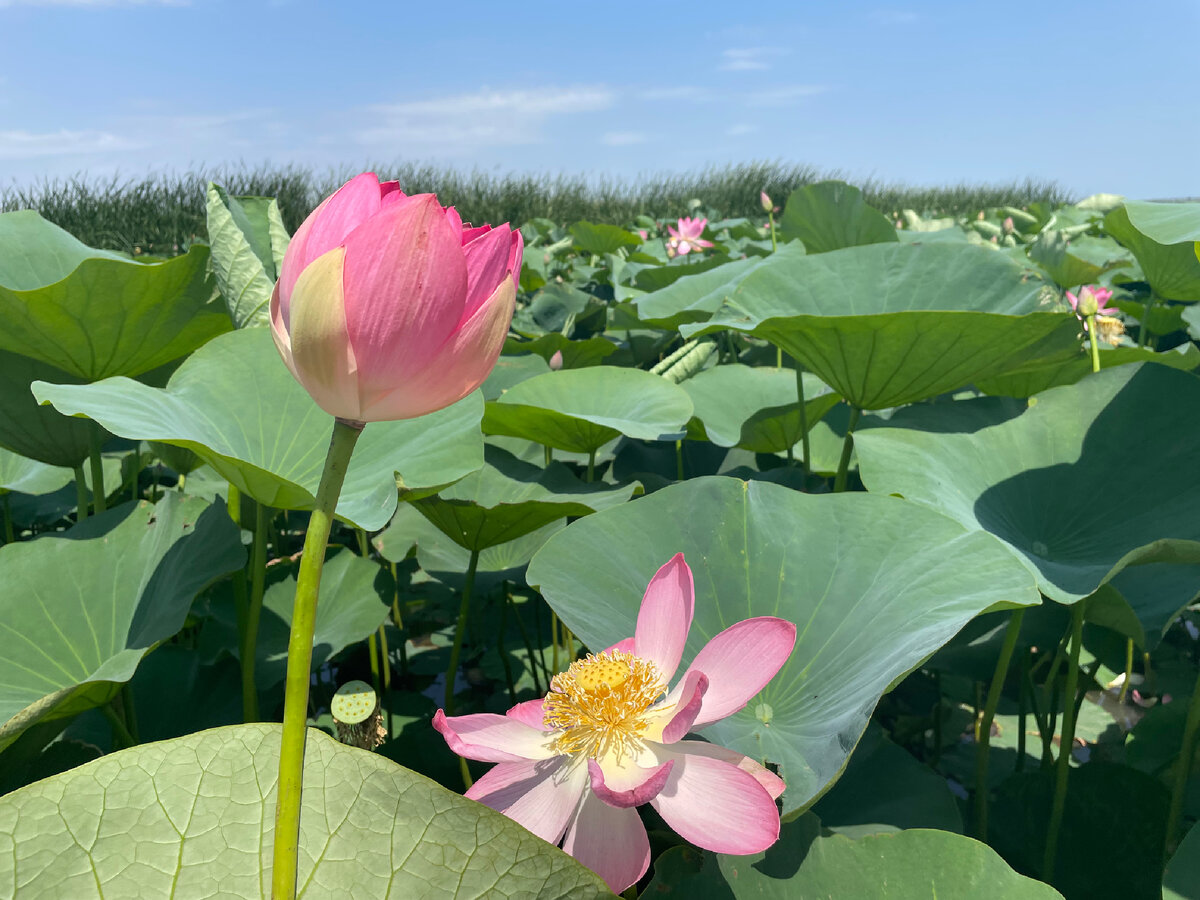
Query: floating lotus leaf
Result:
<box><xmin>779</xmin><ymin>180</ymin><xmax>899</xmax><ymax>253</ymax></box>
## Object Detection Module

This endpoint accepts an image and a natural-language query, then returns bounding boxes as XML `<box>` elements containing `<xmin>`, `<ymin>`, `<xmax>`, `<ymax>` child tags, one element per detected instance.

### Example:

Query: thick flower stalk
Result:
<box><xmin>271</xmin><ymin>172</ymin><xmax>522</xmax><ymax>423</ymax></box>
<box><xmin>434</xmin><ymin>554</ymin><xmax>796</xmax><ymax>893</ymax></box>
<box><xmin>666</xmin><ymin>216</ymin><xmax>714</xmax><ymax>258</ymax></box>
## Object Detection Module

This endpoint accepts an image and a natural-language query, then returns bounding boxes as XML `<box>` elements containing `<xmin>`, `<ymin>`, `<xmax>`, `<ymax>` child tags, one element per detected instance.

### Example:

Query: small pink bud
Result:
<box><xmin>1076</xmin><ymin>286</ymin><xmax>1100</xmax><ymax>317</ymax></box>
<box><xmin>760</xmin><ymin>191</ymin><xmax>773</xmax><ymax>213</ymax></box>
<box><xmin>1002</xmin><ymin>216</ymin><xmax>1014</xmax><ymax>234</ymax></box>
<box><xmin>638</xmin><ymin>229</ymin><xmax>648</xmax><ymax>241</ymax></box>
<box><xmin>549</xmin><ymin>350</ymin><xmax>563</xmax><ymax>370</ymax></box>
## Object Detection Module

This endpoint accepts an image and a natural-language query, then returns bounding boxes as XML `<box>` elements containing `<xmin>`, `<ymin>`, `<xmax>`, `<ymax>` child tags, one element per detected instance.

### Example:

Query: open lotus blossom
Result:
<box><xmin>666</xmin><ymin>216</ymin><xmax>714</xmax><ymax>258</ymax></box>
<box><xmin>434</xmin><ymin>553</ymin><xmax>796</xmax><ymax>893</ymax></box>
<box><xmin>271</xmin><ymin>172</ymin><xmax>521</xmax><ymax>423</ymax></box>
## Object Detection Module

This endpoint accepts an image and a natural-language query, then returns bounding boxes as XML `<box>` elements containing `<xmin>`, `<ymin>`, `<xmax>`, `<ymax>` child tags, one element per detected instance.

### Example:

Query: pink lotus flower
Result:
<box><xmin>666</xmin><ymin>217</ymin><xmax>714</xmax><ymax>258</ymax></box>
<box><xmin>434</xmin><ymin>554</ymin><xmax>795</xmax><ymax>893</ymax></box>
<box><xmin>270</xmin><ymin>172</ymin><xmax>521</xmax><ymax>423</ymax></box>
<box><xmin>1065</xmin><ymin>285</ymin><xmax>1117</xmax><ymax>318</ymax></box>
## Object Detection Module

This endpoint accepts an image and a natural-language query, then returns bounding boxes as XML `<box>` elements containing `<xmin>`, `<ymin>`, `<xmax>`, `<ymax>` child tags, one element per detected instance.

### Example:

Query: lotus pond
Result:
<box><xmin>1</xmin><ymin>180</ymin><xmax>1199</xmax><ymax>899</ymax></box>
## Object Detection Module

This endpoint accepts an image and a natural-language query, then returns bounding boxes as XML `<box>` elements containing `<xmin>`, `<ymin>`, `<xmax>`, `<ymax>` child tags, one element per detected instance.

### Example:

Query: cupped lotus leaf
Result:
<box><xmin>412</xmin><ymin>444</ymin><xmax>640</xmax><ymax>553</ymax></box>
<box><xmin>205</xmin><ymin>182</ymin><xmax>290</xmax><ymax>328</ymax></box>
<box><xmin>680</xmin><ymin>241</ymin><xmax>1077</xmax><ymax>410</ymax></box>
<box><xmin>0</xmin><ymin>447</ymin><xmax>72</xmax><ymax>495</ymax></box>
<box><xmin>778</xmin><ymin>180</ymin><xmax>899</xmax><ymax>253</ymax></box>
<box><xmin>633</xmin><ymin>253</ymin><xmax>734</xmax><ymax>294</ymax></box>
<box><xmin>0</xmin><ymin>724</ymin><xmax>610</xmax><ymax>899</ymax></box>
<box><xmin>682</xmin><ymin>364</ymin><xmax>840</xmax><ymax>453</ymax></box>
<box><xmin>633</xmin><ymin>253</ymin><xmax>777</xmax><ymax>329</ymax></box>
<box><xmin>0</xmin><ymin>210</ymin><xmax>230</xmax><ymax>380</ymax></box>
<box><xmin>976</xmin><ymin>341</ymin><xmax>1200</xmax><ymax>398</ymax></box>
<box><xmin>645</xmin><ymin>813</ymin><xmax>1062</xmax><ymax>899</ymax></box>
<box><xmin>1164</xmin><ymin>821</ymin><xmax>1200</xmax><ymax>900</ymax></box>
<box><xmin>855</xmin><ymin>364</ymin><xmax>1200</xmax><ymax>604</ymax></box>
<box><xmin>1028</xmin><ymin>231</ymin><xmax>1133</xmax><ymax>288</ymax></box>
<box><xmin>481</xmin><ymin>366</ymin><xmax>693</xmax><ymax>454</ymax></box>
<box><xmin>0</xmin><ymin>493</ymin><xmax>244</xmax><ymax>752</ymax></box>
<box><xmin>31</xmin><ymin>327</ymin><xmax>484</xmax><ymax>530</ymax></box>
<box><xmin>1123</xmin><ymin>199</ymin><xmax>1200</xmax><ymax>245</ymax></box>
<box><xmin>1105</xmin><ymin>205</ymin><xmax>1200</xmax><ymax>301</ymax></box>
<box><xmin>569</xmin><ymin>220</ymin><xmax>641</xmax><ymax>254</ymax></box>
<box><xmin>483</xmin><ymin>353</ymin><xmax>552</xmax><ymax>399</ymax></box>
<box><xmin>1085</xmin><ymin>561</ymin><xmax>1200</xmax><ymax>650</ymax></box>
<box><xmin>526</xmin><ymin>476</ymin><xmax>1040</xmax><ymax>814</ymax></box>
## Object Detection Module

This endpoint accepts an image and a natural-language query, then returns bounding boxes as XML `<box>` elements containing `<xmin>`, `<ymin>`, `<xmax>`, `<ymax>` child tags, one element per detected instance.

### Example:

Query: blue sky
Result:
<box><xmin>1</xmin><ymin>0</ymin><xmax>1196</xmax><ymax>199</ymax></box>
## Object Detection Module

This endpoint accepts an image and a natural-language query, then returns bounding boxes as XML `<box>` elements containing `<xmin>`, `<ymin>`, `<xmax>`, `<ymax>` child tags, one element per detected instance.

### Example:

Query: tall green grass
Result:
<box><xmin>1</xmin><ymin>161</ymin><xmax>1073</xmax><ymax>254</ymax></box>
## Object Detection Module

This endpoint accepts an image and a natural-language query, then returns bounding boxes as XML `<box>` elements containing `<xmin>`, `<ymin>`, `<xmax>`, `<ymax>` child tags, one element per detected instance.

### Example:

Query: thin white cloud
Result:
<box><xmin>602</xmin><ymin>132</ymin><xmax>647</xmax><ymax>147</ymax></box>
<box><xmin>638</xmin><ymin>86</ymin><xmax>712</xmax><ymax>104</ymax></box>
<box><xmin>719</xmin><ymin>47</ymin><xmax>787</xmax><ymax>72</ymax></box>
<box><xmin>746</xmin><ymin>84</ymin><xmax>829</xmax><ymax>107</ymax></box>
<box><xmin>726</xmin><ymin>123</ymin><xmax>756</xmax><ymax>137</ymax></box>
<box><xmin>867</xmin><ymin>9</ymin><xmax>918</xmax><ymax>25</ymax></box>
<box><xmin>357</xmin><ymin>85</ymin><xmax>616</xmax><ymax>151</ymax></box>
<box><xmin>0</xmin><ymin>0</ymin><xmax>187</xmax><ymax>6</ymax></box>
<box><xmin>0</xmin><ymin>128</ymin><xmax>139</xmax><ymax>158</ymax></box>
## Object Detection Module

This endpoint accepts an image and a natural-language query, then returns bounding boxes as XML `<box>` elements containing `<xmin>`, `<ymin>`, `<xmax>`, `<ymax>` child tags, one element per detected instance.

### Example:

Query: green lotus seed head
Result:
<box><xmin>331</xmin><ymin>680</ymin><xmax>377</xmax><ymax>725</ymax></box>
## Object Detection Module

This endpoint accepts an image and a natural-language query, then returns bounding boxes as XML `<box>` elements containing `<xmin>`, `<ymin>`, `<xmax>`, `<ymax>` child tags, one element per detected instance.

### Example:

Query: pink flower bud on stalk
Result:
<box><xmin>1065</xmin><ymin>285</ymin><xmax>1116</xmax><ymax>320</ymax></box>
<box><xmin>760</xmin><ymin>190</ymin><xmax>773</xmax><ymax>213</ymax></box>
<box><xmin>1002</xmin><ymin>216</ymin><xmax>1014</xmax><ymax>234</ymax></box>
<box><xmin>549</xmin><ymin>349</ymin><xmax>564</xmax><ymax>370</ymax></box>
<box><xmin>271</xmin><ymin>172</ymin><xmax>521</xmax><ymax>424</ymax></box>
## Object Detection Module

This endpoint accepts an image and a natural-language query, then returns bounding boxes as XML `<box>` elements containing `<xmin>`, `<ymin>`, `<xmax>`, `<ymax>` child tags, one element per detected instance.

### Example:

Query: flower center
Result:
<box><xmin>542</xmin><ymin>650</ymin><xmax>666</xmax><ymax>761</ymax></box>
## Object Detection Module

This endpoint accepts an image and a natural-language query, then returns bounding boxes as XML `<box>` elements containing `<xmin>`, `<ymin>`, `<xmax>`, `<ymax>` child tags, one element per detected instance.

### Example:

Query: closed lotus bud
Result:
<box><xmin>270</xmin><ymin>173</ymin><xmax>521</xmax><ymax>423</ymax></box>
<box><xmin>549</xmin><ymin>349</ymin><xmax>564</xmax><ymax>370</ymax></box>
<box><xmin>760</xmin><ymin>191</ymin><xmax>773</xmax><ymax>213</ymax></box>
<box><xmin>1002</xmin><ymin>216</ymin><xmax>1014</xmax><ymax>234</ymax></box>
<box><xmin>1076</xmin><ymin>286</ymin><xmax>1100</xmax><ymax>317</ymax></box>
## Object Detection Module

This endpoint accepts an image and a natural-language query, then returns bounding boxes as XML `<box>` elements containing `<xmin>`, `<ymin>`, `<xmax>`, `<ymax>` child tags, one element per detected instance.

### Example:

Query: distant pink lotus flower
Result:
<box><xmin>270</xmin><ymin>172</ymin><xmax>521</xmax><ymax>423</ymax></box>
<box><xmin>1065</xmin><ymin>285</ymin><xmax>1117</xmax><ymax>318</ymax></box>
<box><xmin>434</xmin><ymin>554</ymin><xmax>795</xmax><ymax>893</ymax></box>
<box><xmin>548</xmin><ymin>349</ymin><xmax>564</xmax><ymax>370</ymax></box>
<box><xmin>666</xmin><ymin>217</ymin><xmax>714</xmax><ymax>258</ymax></box>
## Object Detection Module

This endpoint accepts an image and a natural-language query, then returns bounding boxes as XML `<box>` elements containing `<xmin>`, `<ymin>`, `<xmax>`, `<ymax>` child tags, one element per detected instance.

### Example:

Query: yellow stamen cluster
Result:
<box><xmin>543</xmin><ymin>650</ymin><xmax>666</xmax><ymax>761</ymax></box>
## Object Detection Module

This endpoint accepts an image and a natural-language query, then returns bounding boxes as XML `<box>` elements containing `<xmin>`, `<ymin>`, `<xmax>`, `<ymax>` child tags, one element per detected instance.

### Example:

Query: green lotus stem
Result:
<box><xmin>389</xmin><ymin>561</ymin><xmax>408</xmax><ymax>678</ymax></box>
<box><xmin>544</xmin><ymin>444</ymin><xmax>552</xmax><ymax>466</ymax></box>
<box><xmin>675</xmin><ymin>440</ymin><xmax>685</xmax><ymax>480</ymax></box>
<box><xmin>88</xmin><ymin>425</ymin><xmax>106</xmax><ymax>515</ymax></box>
<box><xmin>497</xmin><ymin>587</ymin><xmax>517</xmax><ymax>705</ymax></box>
<box><xmin>272</xmin><ymin>418</ymin><xmax>362</xmax><ymax>900</ymax></box>
<box><xmin>510</xmin><ymin>590</ymin><xmax>543</xmax><ymax>695</ymax></box>
<box><xmin>931</xmin><ymin>670</ymin><xmax>942</xmax><ymax>765</ymax></box>
<box><xmin>833</xmin><ymin>407</ymin><xmax>862</xmax><ymax>492</ymax></box>
<box><xmin>1165</xmin><ymin>658</ymin><xmax>1200</xmax><ymax>858</ymax></box>
<box><xmin>74</xmin><ymin>464</ymin><xmax>89</xmax><ymax>522</ymax></box>
<box><xmin>1118</xmin><ymin>638</ymin><xmax>1134</xmax><ymax>704</ymax></box>
<box><xmin>120</xmin><ymin>683</ymin><xmax>140</xmax><ymax>743</ymax></box>
<box><xmin>443</xmin><ymin>547</ymin><xmax>480</xmax><ymax>716</ymax></box>
<box><xmin>793</xmin><ymin>359</ymin><xmax>811</xmax><ymax>480</ymax></box>
<box><xmin>1016</xmin><ymin>649</ymin><xmax>1029</xmax><ymax>774</ymax></box>
<box><xmin>240</xmin><ymin>502</ymin><xmax>268</xmax><ymax>723</ymax></box>
<box><xmin>1086</xmin><ymin>314</ymin><xmax>1101</xmax><ymax>373</ymax></box>
<box><xmin>101</xmin><ymin>701</ymin><xmax>135</xmax><ymax>749</ymax></box>
<box><xmin>768</xmin><ymin>209</ymin><xmax>778</xmax><ymax>253</ymax></box>
<box><xmin>586</xmin><ymin>449</ymin><xmax>596</xmax><ymax>483</ymax></box>
<box><xmin>776</xmin><ymin>346</ymin><xmax>782</xmax><ymax>368</ymax></box>
<box><xmin>368</xmin><ymin>631</ymin><xmax>382</xmax><ymax>695</ymax></box>
<box><xmin>227</xmin><ymin>484</ymin><xmax>250</xmax><ymax>674</ymax></box>
<box><xmin>1138</xmin><ymin>294</ymin><xmax>1157</xmax><ymax>348</ymax></box>
<box><xmin>2</xmin><ymin>493</ymin><xmax>13</xmax><ymax>544</ymax></box>
<box><xmin>974</xmin><ymin>608</ymin><xmax>1025</xmax><ymax>840</ymax></box>
<box><xmin>1043</xmin><ymin>600</ymin><xmax>1085</xmax><ymax>880</ymax></box>
<box><xmin>177</xmin><ymin>472</ymin><xmax>186</xmax><ymax>492</ymax></box>
<box><xmin>551</xmin><ymin>610</ymin><xmax>561</xmax><ymax>674</ymax></box>
<box><xmin>377</xmin><ymin>624</ymin><xmax>392</xmax><ymax>735</ymax></box>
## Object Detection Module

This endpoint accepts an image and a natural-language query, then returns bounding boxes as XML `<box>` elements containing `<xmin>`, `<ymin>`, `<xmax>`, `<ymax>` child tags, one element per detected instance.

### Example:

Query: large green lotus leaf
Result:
<box><xmin>0</xmin><ymin>349</ymin><xmax>102</xmax><ymax>468</ymax></box>
<box><xmin>481</xmin><ymin>366</ymin><xmax>693</xmax><ymax>454</ymax></box>
<box><xmin>633</xmin><ymin>253</ymin><xmax>776</xmax><ymax>329</ymax></box>
<box><xmin>0</xmin><ymin>447</ymin><xmax>72</xmax><ymax>495</ymax></box>
<box><xmin>976</xmin><ymin>341</ymin><xmax>1200</xmax><ymax>398</ymax></box>
<box><xmin>778</xmin><ymin>180</ymin><xmax>899</xmax><ymax>253</ymax></box>
<box><xmin>32</xmin><ymin>327</ymin><xmax>484</xmax><ymax>530</ymax></box>
<box><xmin>1086</xmin><ymin>561</ymin><xmax>1200</xmax><ymax>650</ymax></box>
<box><xmin>645</xmin><ymin>813</ymin><xmax>1061</xmax><ymax>899</ymax></box>
<box><xmin>680</xmin><ymin>241</ymin><xmax>1077</xmax><ymax>410</ymax></box>
<box><xmin>526</xmin><ymin>477</ymin><xmax>1040</xmax><ymax>814</ymax></box>
<box><xmin>0</xmin><ymin>211</ymin><xmax>230</xmax><ymax>380</ymax></box>
<box><xmin>1165</xmin><ymin>821</ymin><xmax>1200</xmax><ymax>900</ymax></box>
<box><xmin>502</xmin><ymin>333</ymin><xmax>617</xmax><ymax>369</ymax></box>
<box><xmin>0</xmin><ymin>493</ymin><xmax>244</xmax><ymax>752</ymax></box>
<box><xmin>412</xmin><ymin>444</ymin><xmax>639</xmax><ymax>552</ymax></box>
<box><xmin>1105</xmin><ymin>205</ymin><xmax>1200</xmax><ymax>301</ymax></box>
<box><xmin>682</xmin><ymin>364</ymin><xmax>840</xmax><ymax>453</ymax></box>
<box><xmin>483</xmin><ymin>353</ymin><xmax>552</xmax><ymax>399</ymax></box>
<box><xmin>206</xmin><ymin>183</ymin><xmax>290</xmax><ymax>328</ymax></box>
<box><xmin>1123</xmin><ymin>199</ymin><xmax>1200</xmax><ymax>245</ymax></box>
<box><xmin>0</xmin><ymin>723</ymin><xmax>609</xmax><ymax>899</ymax></box>
<box><xmin>855</xmin><ymin>364</ymin><xmax>1200</xmax><ymax>604</ymax></box>
<box><xmin>569</xmin><ymin>220</ymin><xmax>641</xmax><ymax>254</ymax></box>
<box><xmin>1028</xmin><ymin>231</ymin><xmax>1133</xmax><ymax>288</ymax></box>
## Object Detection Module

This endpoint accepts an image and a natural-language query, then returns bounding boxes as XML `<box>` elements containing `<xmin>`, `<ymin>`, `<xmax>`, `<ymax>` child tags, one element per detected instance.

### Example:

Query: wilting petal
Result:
<box><xmin>563</xmin><ymin>791</ymin><xmax>650</xmax><ymax>893</ymax></box>
<box><xmin>286</xmin><ymin>246</ymin><xmax>363</xmax><ymax>421</ymax></box>
<box><xmin>681</xmin><ymin>616</ymin><xmax>796</xmax><ymax>728</ymax></box>
<box><xmin>432</xmin><ymin>710</ymin><xmax>556</xmax><ymax>762</ymax></box>
<box><xmin>669</xmin><ymin>739</ymin><xmax>785</xmax><ymax>800</ymax></box>
<box><xmin>633</xmin><ymin>552</ymin><xmax>694</xmax><ymax>682</ymax></box>
<box><xmin>341</xmin><ymin>193</ymin><xmax>468</xmax><ymax>392</ymax></box>
<box><xmin>360</xmin><ymin>276</ymin><xmax>514</xmax><ymax>421</ymax></box>
<box><xmin>467</xmin><ymin>757</ymin><xmax>585</xmax><ymax>845</ymax></box>
<box><xmin>505</xmin><ymin>698</ymin><xmax>548</xmax><ymax>729</ymax></box>
<box><xmin>650</xmin><ymin>748</ymin><xmax>780</xmax><ymax>854</ymax></box>
<box><xmin>588</xmin><ymin>756</ymin><xmax>674</xmax><ymax>808</ymax></box>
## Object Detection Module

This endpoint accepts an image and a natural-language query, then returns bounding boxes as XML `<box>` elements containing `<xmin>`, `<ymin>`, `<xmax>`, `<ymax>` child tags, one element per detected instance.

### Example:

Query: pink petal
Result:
<box><xmin>563</xmin><ymin>791</ymin><xmax>650</xmax><ymax>893</ymax></box>
<box><xmin>1065</xmin><ymin>290</ymin><xmax>1079</xmax><ymax>310</ymax></box>
<box><xmin>506</xmin><ymin>698</ymin><xmax>548</xmax><ymax>729</ymax></box>
<box><xmin>443</xmin><ymin>204</ymin><xmax>463</xmax><ymax>243</ymax></box>
<box><xmin>587</xmin><ymin>757</ymin><xmax>674</xmax><ymax>808</ymax></box>
<box><xmin>462</xmin><ymin>224</ymin><xmax>514</xmax><ymax>320</ymax></box>
<box><xmin>278</xmin><ymin>172</ymin><xmax>383</xmax><ymax>320</ymax></box>
<box><xmin>681</xmin><ymin>616</ymin><xmax>796</xmax><ymax>729</ymax></box>
<box><xmin>379</xmin><ymin>181</ymin><xmax>404</xmax><ymax>206</ymax></box>
<box><xmin>432</xmin><ymin>709</ymin><xmax>556</xmax><ymax>762</ymax></box>
<box><xmin>669</xmin><ymin>739</ymin><xmax>785</xmax><ymax>800</ymax></box>
<box><xmin>507</xmin><ymin>229</ymin><xmax>524</xmax><ymax>282</ymax></box>
<box><xmin>660</xmin><ymin>671</ymin><xmax>708</xmax><ymax>744</ymax></box>
<box><xmin>359</xmin><ymin>275</ymin><xmax>514</xmax><ymax>421</ymax></box>
<box><xmin>341</xmin><ymin>193</ymin><xmax>468</xmax><ymax>393</ymax></box>
<box><xmin>466</xmin><ymin>757</ymin><xmax>584</xmax><ymax>845</ymax></box>
<box><xmin>650</xmin><ymin>748</ymin><xmax>780</xmax><ymax>854</ymax></box>
<box><xmin>269</xmin><ymin>281</ymin><xmax>299</xmax><ymax>383</ymax></box>
<box><xmin>667</xmin><ymin>225</ymin><xmax>680</xmax><ymax>239</ymax></box>
<box><xmin>603</xmin><ymin>637</ymin><xmax>636</xmax><ymax>655</ymax></box>
<box><xmin>462</xmin><ymin>224</ymin><xmax>492</xmax><ymax>244</ymax></box>
<box><xmin>633</xmin><ymin>553</ymin><xmax>695</xmax><ymax>683</ymax></box>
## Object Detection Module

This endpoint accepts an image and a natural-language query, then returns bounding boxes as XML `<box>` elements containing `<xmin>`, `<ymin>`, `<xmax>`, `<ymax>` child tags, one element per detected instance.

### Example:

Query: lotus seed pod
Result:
<box><xmin>331</xmin><ymin>680</ymin><xmax>377</xmax><ymax>725</ymax></box>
